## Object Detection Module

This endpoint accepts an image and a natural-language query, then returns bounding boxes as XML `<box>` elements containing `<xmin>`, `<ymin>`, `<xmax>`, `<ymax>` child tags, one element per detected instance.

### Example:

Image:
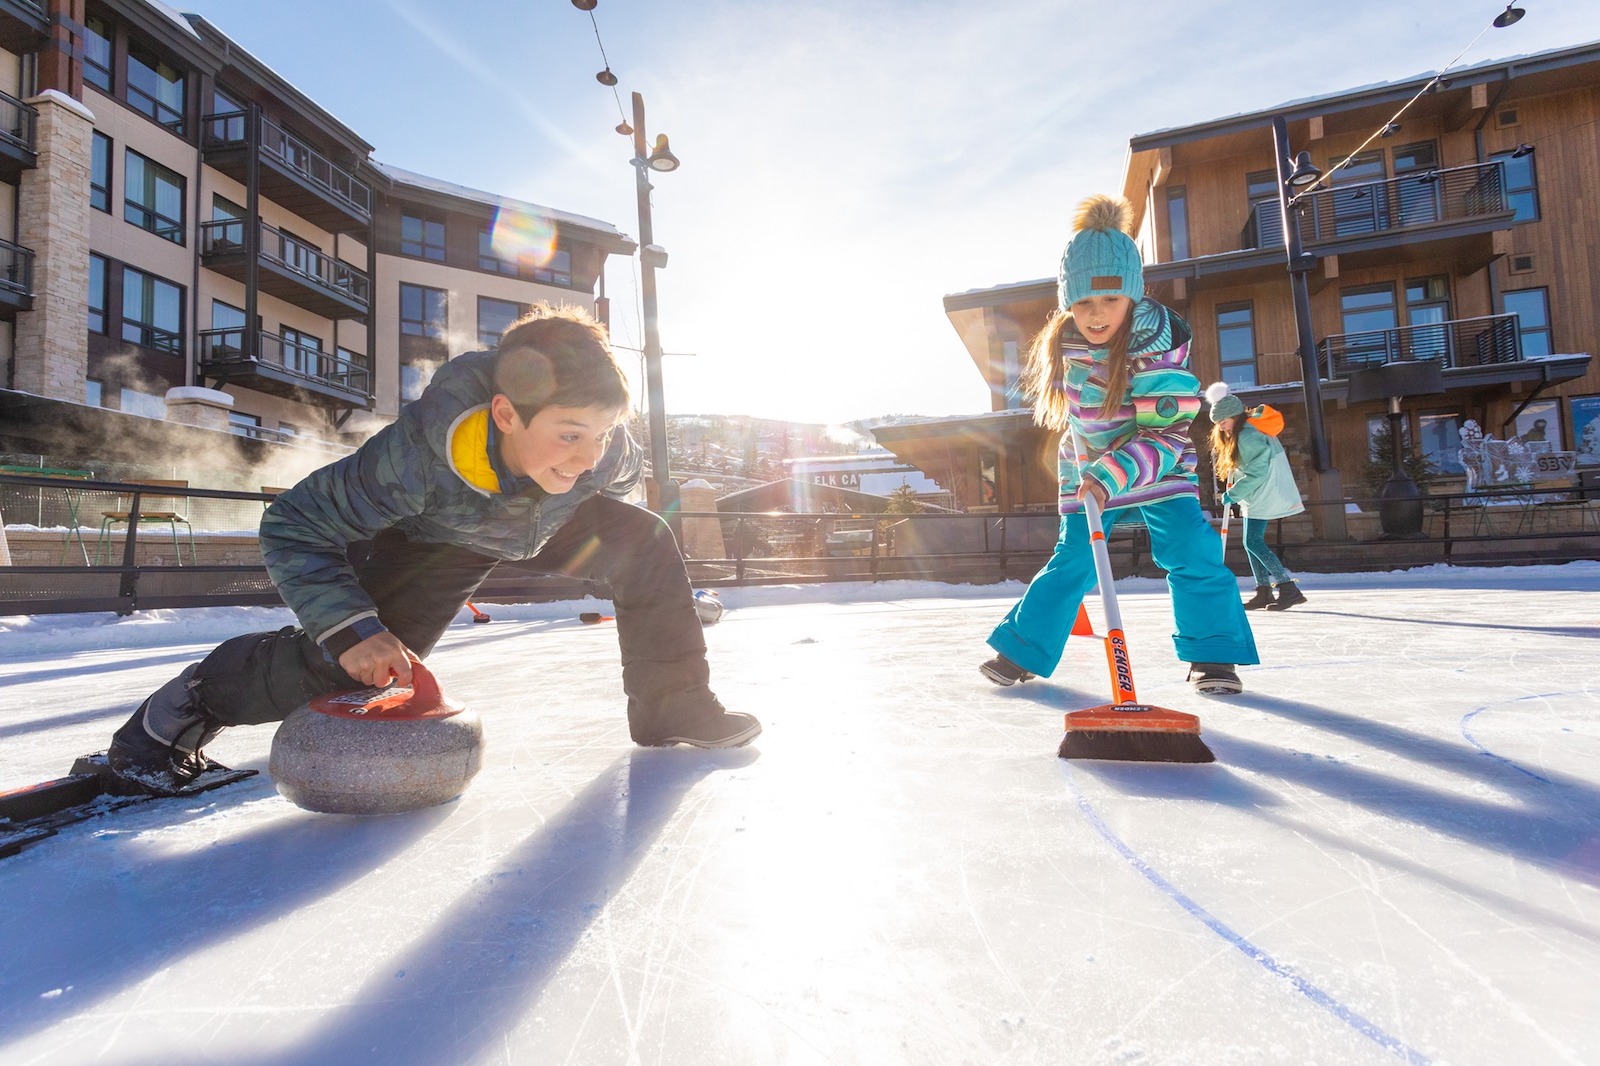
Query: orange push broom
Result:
<box><xmin>1058</xmin><ymin>429</ymin><xmax>1215</xmax><ymax>763</ymax></box>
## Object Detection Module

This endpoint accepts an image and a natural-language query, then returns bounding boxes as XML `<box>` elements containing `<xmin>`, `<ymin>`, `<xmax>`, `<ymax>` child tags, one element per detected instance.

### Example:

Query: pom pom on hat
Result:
<box><xmin>1059</xmin><ymin>194</ymin><xmax>1145</xmax><ymax>310</ymax></box>
<box><xmin>1205</xmin><ymin>381</ymin><xmax>1245</xmax><ymax>422</ymax></box>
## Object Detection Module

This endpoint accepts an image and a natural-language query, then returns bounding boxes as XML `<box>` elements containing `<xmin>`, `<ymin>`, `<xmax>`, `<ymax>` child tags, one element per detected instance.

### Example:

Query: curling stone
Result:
<box><xmin>269</xmin><ymin>661</ymin><xmax>483</xmax><ymax>816</ymax></box>
<box><xmin>693</xmin><ymin>589</ymin><xmax>724</xmax><ymax>625</ymax></box>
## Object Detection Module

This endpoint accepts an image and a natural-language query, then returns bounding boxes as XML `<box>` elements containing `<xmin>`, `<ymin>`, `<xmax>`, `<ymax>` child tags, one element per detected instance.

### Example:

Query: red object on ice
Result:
<box><xmin>307</xmin><ymin>661</ymin><xmax>465</xmax><ymax>720</ymax></box>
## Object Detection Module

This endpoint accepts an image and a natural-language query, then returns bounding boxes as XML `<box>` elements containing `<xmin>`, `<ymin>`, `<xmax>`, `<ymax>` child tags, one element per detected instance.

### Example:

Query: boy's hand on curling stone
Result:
<box><xmin>340</xmin><ymin>631</ymin><xmax>414</xmax><ymax>688</ymax></box>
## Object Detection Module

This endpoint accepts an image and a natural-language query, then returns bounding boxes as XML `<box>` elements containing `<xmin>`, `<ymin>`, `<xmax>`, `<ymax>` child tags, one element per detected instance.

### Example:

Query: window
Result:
<box><xmin>1418</xmin><ymin>413</ymin><xmax>1465</xmax><ymax>475</ymax></box>
<box><xmin>1492</xmin><ymin>150</ymin><xmax>1539</xmax><ymax>222</ymax></box>
<box><xmin>280</xmin><ymin>327</ymin><xmax>323</xmax><ymax>377</ymax></box>
<box><xmin>1403</xmin><ymin>276</ymin><xmax>1452</xmax><ymax>362</ymax></box>
<box><xmin>1503</xmin><ymin>288</ymin><xmax>1551</xmax><ymax>358</ymax></box>
<box><xmin>401</xmin><ymin>362</ymin><xmax>433</xmax><ymax>403</ymax></box>
<box><xmin>209</xmin><ymin>88</ymin><xmax>245</xmax><ymax>143</ymax></box>
<box><xmin>121</xmin><ymin>268</ymin><xmax>183</xmax><ymax>354</ymax></box>
<box><xmin>530</xmin><ymin>249</ymin><xmax>572</xmax><ymax>287</ymax></box>
<box><xmin>91</xmin><ymin>133</ymin><xmax>111</xmax><ymax>213</ymax></box>
<box><xmin>1215</xmin><ymin>303</ymin><xmax>1256</xmax><ymax>387</ymax></box>
<box><xmin>1392</xmin><ymin>142</ymin><xmax>1439</xmax><ymax>226</ymax></box>
<box><xmin>83</xmin><ymin>16</ymin><xmax>113</xmax><ymax>92</ymax></box>
<box><xmin>88</xmin><ymin>254</ymin><xmax>108</xmax><ymax>335</ymax></box>
<box><xmin>401</xmin><ymin>210</ymin><xmax>445</xmax><ymax>261</ymax></box>
<box><xmin>1166</xmin><ymin>186</ymin><xmax>1189</xmax><ymax>261</ymax></box>
<box><xmin>1327</xmin><ymin>150</ymin><xmax>1385</xmax><ymax>237</ymax></box>
<box><xmin>477</xmin><ymin>296</ymin><xmax>525</xmax><ymax>347</ymax></box>
<box><xmin>127</xmin><ymin>43</ymin><xmax>186</xmax><ymax>133</ymax></box>
<box><xmin>125</xmin><ymin>150</ymin><xmax>185</xmax><ymax>244</ymax></box>
<box><xmin>208</xmin><ymin>195</ymin><xmax>246</xmax><ymax>251</ymax></box>
<box><xmin>479</xmin><ymin>226</ymin><xmax>519</xmax><ymax>275</ymax></box>
<box><xmin>1000</xmin><ymin>340</ymin><xmax>1021</xmax><ymax>410</ymax></box>
<box><xmin>978</xmin><ymin>451</ymin><xmax>998</xmax><ymax>507</ymax></box>
<box><xmin>228</xmin><ymin>411</ymin><xmax>262</xmax><ymax>438</ymax></box>
<box><xmin>86</xmin><ymin>379</ymin><xmax>104</xmax><ymax>407</ymax></box>
<box><xmin>1245</xmin><ymin>170</ymin><xmax>1281</xmax><ymax>249</ymax></box>
<box><xmin>1340</xmin><ymin>285</ymin><xmax>1398</xmax><ymax>368</ymax></box>
<box><xmin>400</xmin><ymin>283</ymin><xmax>447</xmax><ymax>338</ymax></box>
<box><xmin>334</xmin><ymin>348</ymin><xmax>365</xmax><ymax>390</ymax></box>
<box><xmin>1366</xmin><ymin>414</ymin><xmax>1411</xmax><ymax>461</ymax></box>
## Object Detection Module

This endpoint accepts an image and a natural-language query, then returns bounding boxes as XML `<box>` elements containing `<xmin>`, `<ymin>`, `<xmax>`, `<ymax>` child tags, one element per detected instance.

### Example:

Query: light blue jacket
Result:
<box><xmin>1223</xmin><ymin>424</ymin><xmax>1304</xmax><ymax>520</ymax></box>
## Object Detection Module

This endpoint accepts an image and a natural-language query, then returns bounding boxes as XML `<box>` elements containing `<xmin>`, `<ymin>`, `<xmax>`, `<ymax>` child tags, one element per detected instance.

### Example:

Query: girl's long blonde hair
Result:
<box><xmin>1210</xmin><ymin>417</ymin><xmax>1242</xmax><ymax>480</ymax></box>
<box><xmin>1022</xmin><ymin>307</ymin><xmax>1134</xmax><ymax>432</ymax></box>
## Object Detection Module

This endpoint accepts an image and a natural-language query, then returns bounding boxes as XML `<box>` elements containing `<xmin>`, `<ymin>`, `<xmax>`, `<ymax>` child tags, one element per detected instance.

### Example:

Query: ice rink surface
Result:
<box><xmin>2</xmin><ymin>563</ymin><xmax>1598</xmax><ymax>1065</ymax></box>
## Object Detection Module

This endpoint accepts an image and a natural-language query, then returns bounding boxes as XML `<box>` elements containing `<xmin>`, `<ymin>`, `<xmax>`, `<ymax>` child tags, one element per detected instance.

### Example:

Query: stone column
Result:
<box><xmin>15</xmin><ymin>90</ymin><xmax>95</xmax><ymax>401</ymax></box>
<box><xmin>165</xmin><ymin>386</ymin><xmax>235</xmax><ymax>432</ymax></box>
<box><xmin>677</xmin><ymin>479</ymin><xmax>725</xmax><ymax>560</ymax></box>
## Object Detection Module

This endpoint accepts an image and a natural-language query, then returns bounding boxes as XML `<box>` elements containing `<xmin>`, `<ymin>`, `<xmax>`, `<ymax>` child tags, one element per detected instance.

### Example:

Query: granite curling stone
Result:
<box><xmin>269</xmin><ymin>662</ymin><xmax>483</xmax><ymax>816</ymax></box>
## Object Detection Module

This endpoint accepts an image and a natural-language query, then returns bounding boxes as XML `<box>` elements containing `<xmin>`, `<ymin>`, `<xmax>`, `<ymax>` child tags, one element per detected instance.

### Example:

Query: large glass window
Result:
<box><xmin>1503</xmin><ymin>288</ymin><xmax>1551</xmax><ymax>358</ymax></box>
<box><xmin>88</xmin><ymin>254</ymin><xmax>108</xmax><ymax>335</ymax></box>
<box><xmin>125</xmin><ymin>150</ymin><xmax>185</xmax><ymax>244</ymax></box>
<box><xmin>530</xmin><ymin>249</ymin><xmax>572</xmax><ymax>287</ymax></box>
<box><xmin>478</xmin><ymin>227</ymin><xmax>519</xmax><ymax>275</ymax></box>
<box><xmin>401</xmin><ymin>211</ymin><xmax>446</xmax><ymax>261</ymax></box>
<box><xmin>1166</xmin><ymin>185</ymin><xmax>1189</xmax><ymax>261</ymax></box>
<box><xmin>400</xmin><ymin>283</ymin><xmax>447</xmax><ymax>338</ymax></box>
<box><xmin>1340</xmin><ymin>285</ymin><xmax>1398</xmax><ymax>368</ymax></box>
<box><xmin>1327</xmin><ymin>150</ymin><xmax>1385</xmax><ymax>237</ymax></box>
<box><xmin>1404</xmin><ymin>276</ymin><xmax>1452</xmax><ymax>362</ymax></box>
<box><xmin>83</xmin><ymin>16</ymin><xmax>113</xmax><ymax>93</ymax></box>
<box><xmin>127</xmin><ymin>43</ymin><xmax>186</xmax><ymax>133</ymax></box>
<box><xmin>209</xmin><ymin>88</ymin><xmax>246</xmax><ymax>143</ymax></box>
<box><xmin>91</xmin><ymin>133</ymin><xmax>112</xmax><ymax>213</ymax></box>
<box><xmin>477</xmin><ymin>297</ymin><xmax>525</xmax><ymax>347</ymax></box>
<box><xmin>1215</xmin><ymin>303</ymin><xmax>1256</xmax><ymax>388</ymax></box>
<box><xmin>1392</xmin><ymin>141</ymin><xmax>1439</xmax><ymax>226</ymax></box>
<box><xmin>281</xmin><ymin>327</ymin><xmax>323</xmax><ymax>377</ymax></box>
<box><xmin>1492</xmin><ymin>150</ymin><xmax>1540</xmax><ymax>222</ymax></box>
<box><xmin>1418</xmin><ymin>412</ymin><xmax>1465</xmax><ymax>475</ymax></box>
<box><xmin>121</xmin><ymin>268</ymin><xmax>183</xmax><ymax>354</ymax></box>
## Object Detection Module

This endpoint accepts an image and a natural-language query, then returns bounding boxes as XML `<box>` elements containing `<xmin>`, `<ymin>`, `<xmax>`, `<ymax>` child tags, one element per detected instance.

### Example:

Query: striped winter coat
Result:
<box><xmin>1056</xmin><ymin>298</ymin><xmax>1201</xmax><ymax>514</ymax></box>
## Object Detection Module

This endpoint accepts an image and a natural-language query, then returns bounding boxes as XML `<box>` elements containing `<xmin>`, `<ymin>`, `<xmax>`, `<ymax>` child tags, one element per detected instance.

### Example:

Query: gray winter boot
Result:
<box><xmin>1266</xmin><ymin>582</ymin><xmax>1307</xmax><ymax>611</ymax></box>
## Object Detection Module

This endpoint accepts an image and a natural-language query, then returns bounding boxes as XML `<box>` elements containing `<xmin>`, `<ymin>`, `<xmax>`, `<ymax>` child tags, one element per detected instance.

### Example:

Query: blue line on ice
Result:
<box><xmin>1460</xmin><ymin>696</ymin><xmax>1559</xmax><ymax>784</ymax></box>
<box><xmin>1068</xmin><ymin>779</ymin><xmax>1431</xmax><ymax>1065</ymax></box>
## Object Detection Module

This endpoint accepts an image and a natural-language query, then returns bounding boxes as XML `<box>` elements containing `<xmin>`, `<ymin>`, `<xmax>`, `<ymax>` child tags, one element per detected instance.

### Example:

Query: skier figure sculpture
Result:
<box><xmin>1206</xmin><ymin>381</ymin><xmax>1307</xmax><ymax>611</ymax></box>
<box><xmin>105</xmin><ymin>303</ymin><xmax>759</xmax><ymax>795</ymax></box>
<box><xmin>978</xmin><ymin>194</ymin><xmax>1258</xmax><ymax>695</ymax></box>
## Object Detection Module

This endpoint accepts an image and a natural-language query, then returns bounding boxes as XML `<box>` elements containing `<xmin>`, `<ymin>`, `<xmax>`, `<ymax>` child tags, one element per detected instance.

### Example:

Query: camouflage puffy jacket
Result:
<box><xmin>260</xmin><ymin>349</ymin><xmax>642</xmax><ymax>643</ymax></box>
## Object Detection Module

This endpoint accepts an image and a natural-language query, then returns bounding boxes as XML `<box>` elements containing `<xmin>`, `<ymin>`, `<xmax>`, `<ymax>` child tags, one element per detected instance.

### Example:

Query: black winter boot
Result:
<box><xmin>107</xmin><ymin>665</ymin><xmax>228</xmax><ymax>795</ymax></box>
<box><xmin>1242</xmin><ymin>585</ymin><xmax>1275</xmax><ymax>610</ymax></box>
<box><xmin>1267</xmin><ymin>581</ymin><xmax>1307</xmax><ymax>611</ymax></box>
<box><xmin>980</xmin><ymin>654</ymin><xmax>1035</xmax><ymax>687</ymax></box>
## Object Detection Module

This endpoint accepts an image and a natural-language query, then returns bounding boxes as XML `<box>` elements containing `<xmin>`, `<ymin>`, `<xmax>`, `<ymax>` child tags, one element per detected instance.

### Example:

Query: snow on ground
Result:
<box><xmin>2</xmin><ymin>565</ymin><xmax>1598</xmax><ymax>1065</ymax></box>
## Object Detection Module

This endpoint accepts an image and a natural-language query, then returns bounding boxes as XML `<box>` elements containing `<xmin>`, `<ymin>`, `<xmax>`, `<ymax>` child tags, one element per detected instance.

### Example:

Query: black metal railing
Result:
<box><xmin>197</xmin><ymin>327</ymin><xmax>372</xmax><ymax>396</ymax></box>
<box><xmin>1317</xmin><ymin>313</ymin><xmax>1522</xmax><ymax>379</ymax></box>
<box><xmin>1241</xmin><ymin>160</ymin><xmax>1509</xmax><ymax>251</ymax></box>
<box><xmin>0</xmin><ymin>236</ymin><xmax>33</xmax><ymax>295</ymax></box>
<box><xmin>200</xmin><ymin>219</ymin><xmax>370</xmax><ymax>304</ymax></box>
<box><xmin>0</xmin><ymin>88</ymin><xmax>37</xmax><ymax>153</ymax></box>
<box><xmin>202</xmin><ymin>110</ymin><xmax>371</xmax><ymax>217</ymax></box>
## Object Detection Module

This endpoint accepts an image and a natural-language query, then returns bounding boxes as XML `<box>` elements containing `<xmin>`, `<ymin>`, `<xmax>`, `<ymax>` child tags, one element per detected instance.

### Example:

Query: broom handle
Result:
<box><xmin>1070</xmin><ymin>428</ymin><xmax>1138</xmax><ymax>705</ymax></box>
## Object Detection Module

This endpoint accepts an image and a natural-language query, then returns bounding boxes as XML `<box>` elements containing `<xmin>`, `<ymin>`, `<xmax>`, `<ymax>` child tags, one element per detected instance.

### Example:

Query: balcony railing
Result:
<box><xmin>0</xmin><ymin>236</ymin><xmax>33</xmax><ymax>295</ymax></box>
<box><xmin>0</xmin><ymin>87</ymin><xmax>37</xmax><ymax>153</ymax></box>
<box><xmin>202</xmin><ymin>110</ymin><xmax>371</xmax><ymax>218</ymax></box>
<box><xmin>1317</xmin><ymin>313</ymin><xmax>1522</xmax><ymax>379</ymax></box>
<box><xmin>200</xmin><ymin>219</ymin><xmax>371</xmax><ymax>305</ymax></box>
<box><xmin>198</xmin><ymin>327</ymin><xmax>372</xmax><ymax>396</ymax></box>
<box><xmin>1242</xmin><ymin>160</ymin><xmax>1510</xmax><ymax>251</ymax></box>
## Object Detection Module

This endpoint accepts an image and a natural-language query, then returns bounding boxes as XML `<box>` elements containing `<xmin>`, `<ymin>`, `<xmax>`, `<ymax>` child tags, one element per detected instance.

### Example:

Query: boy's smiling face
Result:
<box><xmin>490</xmin><ymin>396</ymin><xmax>624</xmax><ymax>495</ymax></box>
<box><xmin>1070</xmin><ymin>294</ymin><xmax>1132</xmax><ymax>345</ymax></box>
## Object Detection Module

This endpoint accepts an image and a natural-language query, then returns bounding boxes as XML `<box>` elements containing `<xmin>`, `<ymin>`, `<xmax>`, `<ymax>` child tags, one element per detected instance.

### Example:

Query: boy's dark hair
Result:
<box><xmin>493</xmin><ymin>303</ymin><xmax>630</xmax><ymax>424</ymax></box>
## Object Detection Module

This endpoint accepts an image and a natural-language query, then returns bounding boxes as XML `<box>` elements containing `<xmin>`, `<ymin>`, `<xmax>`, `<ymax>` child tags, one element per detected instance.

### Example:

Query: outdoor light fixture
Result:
<box><xmin>1379</xmin><ymin>122</ymin><xmax>1402</xmax><ymax>137</ymax></box>
<box><xmin>1493</xmin><ymin>5</ymin><xmax>1525</xmax><ymax>29</ymax></box>
<box><xmin>1286</xmin><ymin>151</ymin><xmax>1322</xmax><ymax>191</ymax></box>
<box><xmin>647</xmin><ymin>134</ymin><xmax>680</xmax><ymax>172</ymax></box>
<box><xmin>571</xmin><ymin>0</ymin><xmax>598</xmax><ymax>10</ymax></box>
<box><xmin>596</xmin><ymin>68</ymin><xmax>618</xmax><ymax>86</ymax></box>
<box><xmin>1511</xmin><ymin>142</ymin><xmax>1535</xmax><ymax>157</ymax></box>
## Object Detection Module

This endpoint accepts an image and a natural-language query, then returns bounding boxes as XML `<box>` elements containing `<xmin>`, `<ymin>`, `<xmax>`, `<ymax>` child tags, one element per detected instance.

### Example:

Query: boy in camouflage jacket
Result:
<box><xmin>105</xmin><ymin>304</ymin><xmax>759</xmax><ymax>795</ymax></box>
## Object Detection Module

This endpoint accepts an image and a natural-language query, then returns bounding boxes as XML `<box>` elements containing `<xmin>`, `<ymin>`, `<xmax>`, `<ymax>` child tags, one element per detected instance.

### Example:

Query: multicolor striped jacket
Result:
<box><xmin>260</xmin><ymin>349</ymin><xmax>642</xmax><ymax>643</ymax></box>
<box><xmin>1057</xmin><ymin>298</ymin><xmax>1200</xmax><ymax>514</ymax></box>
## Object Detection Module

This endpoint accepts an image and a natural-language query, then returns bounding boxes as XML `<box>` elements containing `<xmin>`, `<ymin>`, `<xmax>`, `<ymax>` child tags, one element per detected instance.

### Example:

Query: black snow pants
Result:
<box><xmin>176</xmin><ymin>495</ymin><xmax>709</xmax><ymax>744</ymax></box>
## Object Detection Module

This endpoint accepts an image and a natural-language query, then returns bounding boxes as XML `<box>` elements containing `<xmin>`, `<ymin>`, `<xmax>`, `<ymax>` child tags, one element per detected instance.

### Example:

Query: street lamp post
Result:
<box><xmin>1272</xmin><ymin>116</ymin><xmax>1347</xmax><ymax>540</ymax></box>
<box><xmin>629</xmin><ymin>91</ymin><xmax>681</xmax><ymax>516</ymax></box>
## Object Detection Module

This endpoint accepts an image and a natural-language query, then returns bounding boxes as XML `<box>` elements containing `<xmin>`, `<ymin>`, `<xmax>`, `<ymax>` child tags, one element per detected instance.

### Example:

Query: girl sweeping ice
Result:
<box><xmin>1206</xmin><ymin>381</ymin><xmax>1307</xmax><ymax>610</ymax></box>
<box><xmin>979</xmin><ymin>194</ymin><xmax>1258</xmax><ymax>695</ymax></box>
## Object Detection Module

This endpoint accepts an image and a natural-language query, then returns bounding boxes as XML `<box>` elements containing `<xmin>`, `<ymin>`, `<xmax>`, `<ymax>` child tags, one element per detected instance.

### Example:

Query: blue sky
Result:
<box><xmin>175</xmin><ymin>0</ymin><xmax>1600</xmax><ymax>425</ymax></box>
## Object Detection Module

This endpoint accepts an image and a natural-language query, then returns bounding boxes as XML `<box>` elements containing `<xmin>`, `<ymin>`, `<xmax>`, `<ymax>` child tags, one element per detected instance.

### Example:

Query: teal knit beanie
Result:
<box><xmin>1059</xmin><ymin>194</ymin><xmax>1145</xmax><ymax>309</ymax></box>
<box><xmin>1204</xmin><ymin>381</ymin><xmax>1245</xmax><ymax>422</ymax></box>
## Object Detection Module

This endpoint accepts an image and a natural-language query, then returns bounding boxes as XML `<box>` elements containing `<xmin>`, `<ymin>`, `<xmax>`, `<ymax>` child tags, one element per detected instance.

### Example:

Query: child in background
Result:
<box><xmin>1206</xmin><ymin>382</ymin><xmax>1307</xmax><ymax>610</ymax></box>
<box><xmin>979</xmin><ymin>195</ymin><xmax>1258</xmax><ymax>695</ymax></box>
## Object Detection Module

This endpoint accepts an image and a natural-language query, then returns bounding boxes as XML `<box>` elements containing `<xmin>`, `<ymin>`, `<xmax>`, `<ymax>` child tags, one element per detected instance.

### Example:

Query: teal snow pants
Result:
<box><xmin>987</xmin><ymin>494</ymin><xmax>1258</xmax><ymax>677</ymax></box>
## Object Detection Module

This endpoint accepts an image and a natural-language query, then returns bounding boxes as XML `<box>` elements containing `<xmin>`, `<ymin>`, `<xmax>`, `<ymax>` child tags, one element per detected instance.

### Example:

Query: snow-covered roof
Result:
<box><xmin>372</xmin><ymin>162</ymin><xmax>631</xmax><ymax>241</ymax></box>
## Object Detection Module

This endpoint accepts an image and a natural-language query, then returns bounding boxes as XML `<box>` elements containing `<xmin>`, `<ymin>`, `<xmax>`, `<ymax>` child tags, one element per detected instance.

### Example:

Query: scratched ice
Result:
<box><xmin>2</xmin><ymin>564</ymin><xmax>1598</xmax><ymax>1065</ymax></box>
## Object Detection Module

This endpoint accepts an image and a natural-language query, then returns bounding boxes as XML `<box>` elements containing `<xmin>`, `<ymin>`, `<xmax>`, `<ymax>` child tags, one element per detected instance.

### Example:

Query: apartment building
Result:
<box><xmin>928</xmin><ymin>39</ymin><xmax>1599</xmax><ymax>515</ymax></box>
<box><xmin>0</xmin><ymin>0</ymin><xmax>633</xmax><ymax>480</ymax></box>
